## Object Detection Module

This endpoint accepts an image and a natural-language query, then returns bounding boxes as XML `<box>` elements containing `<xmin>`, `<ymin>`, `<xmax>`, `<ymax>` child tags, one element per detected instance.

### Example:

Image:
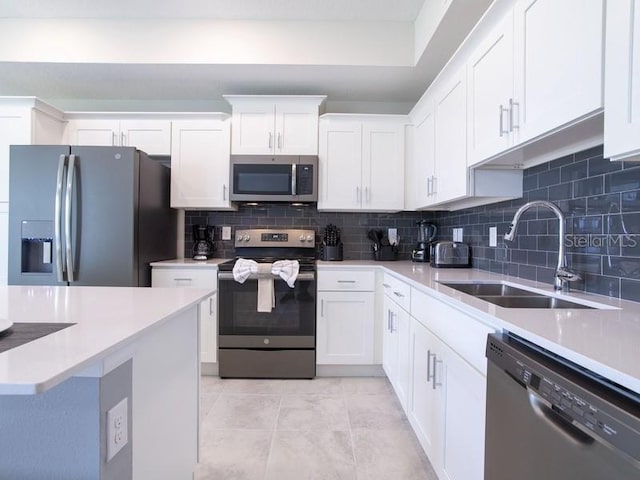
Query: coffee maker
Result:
<box><xmin>192</xmin><ymin>225</ymin><xmax>215</xmax><ymax>260</ymax></box>
<box><xmin>411</xmin><ymin>220</ymin><xmax>437</xmax><ymax>262</ymax></box>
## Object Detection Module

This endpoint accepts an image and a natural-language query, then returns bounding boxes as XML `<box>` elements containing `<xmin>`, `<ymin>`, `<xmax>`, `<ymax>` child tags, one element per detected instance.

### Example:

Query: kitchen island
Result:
<box><xmin>0</xmin><ymin>285</ymin><xmax>212</xmax><ymax>480</ymax></box>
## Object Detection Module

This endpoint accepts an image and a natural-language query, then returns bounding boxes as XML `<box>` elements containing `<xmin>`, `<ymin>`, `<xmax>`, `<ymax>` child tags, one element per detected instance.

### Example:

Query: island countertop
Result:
<box><xmin>0</xmin><ymin>285</ymin><xmax>213</xmax><ymax>395</ymax></box>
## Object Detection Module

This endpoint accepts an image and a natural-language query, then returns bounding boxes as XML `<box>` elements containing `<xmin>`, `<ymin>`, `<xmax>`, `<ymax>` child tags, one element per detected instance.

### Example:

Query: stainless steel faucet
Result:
<box><xmin>504</xmin><ymin>200</ymin><xmax>581</xmax><ymax>291</ymax></box>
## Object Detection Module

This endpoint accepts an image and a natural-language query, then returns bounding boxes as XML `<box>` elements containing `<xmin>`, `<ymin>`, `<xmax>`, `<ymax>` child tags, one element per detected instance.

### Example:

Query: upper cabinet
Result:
<box><xmin>512</xmin><ymin>0</ymin><xmax>604</xmax><ymax>143</ymax></box>
<box><xmin>170</xmin><ymin>116</ymin><xmax>234</xmax><ymax>210</ymax></box>
<box><xmin>604</xmin><ymin>0</ymin><xmax>640</xmax><ymax>161</ymax></box>
<box><xmin>224</xmin><ymin>95</ymin><xmax>326</xmax><ymax>155</ymax></box>
<box><xmin>64</xmin><ymin>115</ymin><xmax>172</xmax><ymax>155</ymax></box>
<box><xmin>318</xmin><ymin>114</ymin><xmax>407</xmax><ymax>212</ymax></box>
<box><xmin>465</xmin><ymin>0</ymin><xmax>604</xmax><ymax>167</ymax></box>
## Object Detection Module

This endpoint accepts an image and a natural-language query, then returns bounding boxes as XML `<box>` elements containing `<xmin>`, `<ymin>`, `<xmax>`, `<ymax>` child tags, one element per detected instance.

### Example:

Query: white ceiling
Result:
<box><xmin>0</xmin><ymin>0</ymin><xmax>491</xmax><ymax>113</ymax></box>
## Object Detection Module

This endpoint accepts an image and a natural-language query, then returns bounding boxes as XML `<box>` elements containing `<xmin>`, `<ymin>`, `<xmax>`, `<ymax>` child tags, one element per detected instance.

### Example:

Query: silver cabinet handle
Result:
<box><xmin>121</xmin><ymin>132</ymin><xmax>126</xmax><ymax>146</ymax></box>
<box><xmin>427</xmin><ymin>350</ymin><xmax>435</xmax><ymax>383</ymax></box>
<box><xmin>112</xmin><ymin>132</ymin><xmax>117</xmax><ymax>146</ymax></box>
<box><xmin>291</xmin><ymin>164</ymin><xmax>297</xmax><ymax>196</ymax></box>
<box><xmin>64</xmin><ymin>154</ymin><xmax>76</xmax><ymax>282</ymax></box>
<box><xmin>321</xmin><ymin>299</ymin><xmax>325</xmax><ymax>317</ymax></box>
<box><xmin>432</xmin><ymin>176</ymin><xmax>437</xmax><ymax>195</ymax></box>
<box><xmin>209</xmin><ymin>297</ymin><xmax>214</xmax><ymax>315</ymax></box>
<box><xmin>277</xmin><ymin>132</ymin><xmax>282</xmax><ymax>150</ymax></box>
<box><xmin>174</xmin><ymin>277</ymin><xmax>193</xmax><ymax>283</ymax></box>
<box><xmin>389</xmin><ymin>311</ymin><xmax>396</xmax><ymax>332</ymax></box>
<box><xmin>223</xmin><ymin>184</ymin><xmax>227</xmax><ymax>200</ymax></box>
<box><xmin>54</xmin><ymin>154</ymin><xmax>66</xmax><ymax>282</ymax></box>
<box><xmin>387</xmin><ymin>309</ymin><xmax>391</xmax><ymax>331</ymax></box>
<box><xmin>499</xmin><ymin>104</ymin><xmax>510</xmax><ymax>137</ymax></box>
<box><xmin>433</xmin><ymin>356</ymin><xmax>443</xmax><ymax>390</ymax></box>
<box><xmin>337</xmin><ymin>280</ymin><xmax>356</xmax><ymax>283</ymax></box>
<box><xmin>382</xmin><ymin>283</ymin><xmax>391</xmax><ymax>288</ymax></box>
<box><xmin>268</xmin><ymin>132</ymin><xmax>273</xmax><ymax>149</ymax></box>
<box><xmin>509</xmin><ymin>98</ymin><xmax>520</xmax><ymax>131</ymax></box>
<box><xmin>365</xmin><ymin>187</ymin><xmax>370</xmax><ymax>203</ymax></box>
<box><xmin>427</xmin><ymin>177</ymin><xmax>432</xmax><ymax>196</ymax></box>
<box><xmin>393</xmin><ymin>291</ymin><xmax>404</xmax><ymax>298</ymax></box>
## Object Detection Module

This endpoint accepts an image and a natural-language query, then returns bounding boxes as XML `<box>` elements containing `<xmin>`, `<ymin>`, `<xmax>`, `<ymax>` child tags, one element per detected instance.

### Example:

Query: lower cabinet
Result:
<box><xmin>382</xmin><ymin>283</ymin><xmax>411</xmax><ymax>412</ymax></box>
<box><xmin>316</xmin><ymin>269</ymin><xmax>375</xmax><ymax>364</ymax></box>
<box><xmin>151</xmin><ymin>266</ymin><xmax>218</xmax><ymax>363</ymax></box>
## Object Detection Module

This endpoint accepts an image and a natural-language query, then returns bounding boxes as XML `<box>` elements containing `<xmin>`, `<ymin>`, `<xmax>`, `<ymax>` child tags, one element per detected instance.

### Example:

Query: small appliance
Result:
<box><xmin>192</xmin><ymin>224</ymin><xmax>215</xmax><ymax>260</ymax></box>
<box><xmin>319</xmin><ymin>224</ymin><xmax>343</xmax><ymax>261</ymax></box>
<box><xmin>230</xmin><ymin>155</ymin><xmax>318</xmax><ymax>203</ymax></box>
<box><xmin>412</xmin><ymin>220</ymin><xmax>437</xmax><ymax>262</ymax></box>
<box><xmin>430</xmin><ymin>241</ymin><xmax>471</xmax><ymax>268</ymax></box>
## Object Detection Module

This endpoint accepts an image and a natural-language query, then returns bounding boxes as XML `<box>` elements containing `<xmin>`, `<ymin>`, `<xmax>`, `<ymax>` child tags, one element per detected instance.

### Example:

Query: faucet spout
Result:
<box><xmin>504</xmin><ymin>200</ymin><xmax>580</xmax><ymax>291</ymax></box>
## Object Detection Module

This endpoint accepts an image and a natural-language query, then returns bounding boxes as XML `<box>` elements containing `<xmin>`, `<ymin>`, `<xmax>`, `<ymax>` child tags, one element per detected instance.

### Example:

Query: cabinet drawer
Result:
<box><xmin>317</xmin><ymin>270</ymin><xmax>375</xmax><ymax>291</ymax></box>
<box><xmin>152</xmin><ymin>268</ymin><xmax>218</xmax><ymax>289</ymax></box>
<box><xmin>382</xmin><ymin>273</ymin><xmax>411</xmax><ymax>311</ymax></box>
<box><xmin>411</xmin><ymin>287</ymin><xmax>495</xmax><ymax>375</ymax></box>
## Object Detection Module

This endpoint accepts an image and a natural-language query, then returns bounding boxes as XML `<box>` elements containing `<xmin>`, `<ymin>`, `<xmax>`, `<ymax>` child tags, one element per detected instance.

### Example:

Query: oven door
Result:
<box><xmin>218</xmin><ymin>272</ymin><xmax>316</xmax><ymax>348</ymax></box>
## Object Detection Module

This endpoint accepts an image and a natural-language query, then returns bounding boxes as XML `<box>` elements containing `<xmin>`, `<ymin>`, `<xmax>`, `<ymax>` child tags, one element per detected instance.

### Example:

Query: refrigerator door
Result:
<box><xmin>68</xmin><ymin>146</ymin><xmax>139</xmax><ymax>286</ymax></box>
<box><xmin>8</xmin><ymin>145</ymin><xmax>71</xmax><ymax>286</ymax></box>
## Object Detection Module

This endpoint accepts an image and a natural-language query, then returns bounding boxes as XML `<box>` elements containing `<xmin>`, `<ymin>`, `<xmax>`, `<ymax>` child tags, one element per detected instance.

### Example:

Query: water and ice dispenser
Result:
<box><xmin>20</xmin><ymin>221</ymin><xmax>54</xmax><ymax>274</ymax></box>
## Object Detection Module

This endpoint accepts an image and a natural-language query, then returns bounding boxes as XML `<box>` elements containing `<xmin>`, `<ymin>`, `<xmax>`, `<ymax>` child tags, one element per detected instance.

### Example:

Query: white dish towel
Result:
<box><xmin>231</xmin><ymin>259</ymin><xmax>300</xmax><ymax>312</ymax></box>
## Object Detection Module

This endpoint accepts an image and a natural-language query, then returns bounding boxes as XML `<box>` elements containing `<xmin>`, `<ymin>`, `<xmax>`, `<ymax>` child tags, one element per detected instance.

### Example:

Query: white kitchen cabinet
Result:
<box><xmin>406</xmin><ymin>95</ymin><xmax>436</xmax><ymax>210</ymax></box>
<box><xmin>432</xmin><ymin>69</ymin><xmax>468</xmax><ymax>205</ymax></box>
<box><xmin>466</xmin><ymin>11</ymin><xmax>515</xmax><ymax>166</ymax></box>
<box><xmin>170</xmin><ymin>117</ymin><xmax>235</xmax><ymax>210</ymax></box>
<box><xmin>318</xmin><ymin>114</ymin><xmax>407</xmax><ymax>212</ymax></box>
<box><xmin>151</xmin><ymin>266</ymin><xmax>218</xmax><ymax>363</ymax></box>
<box><xmin>604</xmin><ymin>0</ymin><xmax>640</xmax><ymax>161</ymax></box>
<box><xmin>65</xmin><ymin>117</ymin><xmax>172</xmax><ymax>155</ymax></box>
<box><xmin>512</xmin><ymin>0</ymin><xmax>604</xmax><ymax>144</ymax></box>
<box><xmin>316</xmin><ymin>269</ymin><xmax>375</xmax><ymax>365</ymax></box>
<box><xmin>224</xmin><ymin>95</ymin><xmax>326</xmax><ymax>155</ymax></box>
<box><xmin>382</xmin><ymin>294</ymin><xmax>411</xmax><ymax>411</ymax></box>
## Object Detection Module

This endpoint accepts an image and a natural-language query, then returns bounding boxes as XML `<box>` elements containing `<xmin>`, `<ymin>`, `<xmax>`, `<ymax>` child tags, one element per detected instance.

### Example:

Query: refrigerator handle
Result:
<box><xmin>65</xmin><ymin>154</ymin><xmax>76</xmax><ymax>282</ymax></box>
<box><xmin>54</xmin><ymin>154</ymin><xmax>67</xmax><ymax>282</ymax></box>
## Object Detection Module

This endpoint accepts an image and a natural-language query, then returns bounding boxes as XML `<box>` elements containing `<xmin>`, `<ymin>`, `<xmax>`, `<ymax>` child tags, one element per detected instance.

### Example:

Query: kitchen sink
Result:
<box><xmin>440</xmin><ymin>282</ymin><xmax>540</xmax><ymax>297</ymax></box>
<box><xmin>439</xmin><ymin>282</ymin><xmax>595</xmax><ymax>309</ymax></box>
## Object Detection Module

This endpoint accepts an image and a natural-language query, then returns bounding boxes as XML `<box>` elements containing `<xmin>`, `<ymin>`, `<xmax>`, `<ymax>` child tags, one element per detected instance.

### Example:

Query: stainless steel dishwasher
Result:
<box><xmin>485</xmin><ymin>333</ymin><xmax>640</xmax><ymax>480</ymax></box>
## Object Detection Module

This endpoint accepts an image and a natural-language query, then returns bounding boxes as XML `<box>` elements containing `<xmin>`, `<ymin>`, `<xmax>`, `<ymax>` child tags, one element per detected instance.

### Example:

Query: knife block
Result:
<box><xmin>320</xmin><ymin>243</ymin><xmax>343</xmax><ymax>261</ymax></box>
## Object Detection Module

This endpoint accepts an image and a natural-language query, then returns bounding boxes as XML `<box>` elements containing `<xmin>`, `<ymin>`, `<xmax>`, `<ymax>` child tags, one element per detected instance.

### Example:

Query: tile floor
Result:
<box><xmin>196</xmin><ymin>376</ymin><xmax>438</xmax><ymax>480</ymax></box>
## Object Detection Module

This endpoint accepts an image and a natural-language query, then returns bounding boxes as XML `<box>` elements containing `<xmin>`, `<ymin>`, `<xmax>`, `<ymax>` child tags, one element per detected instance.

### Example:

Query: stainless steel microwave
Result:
<box><xmin>230</xmin><ymin>155</ymin><xmax>318</xmax><ymax>202</ymax></box>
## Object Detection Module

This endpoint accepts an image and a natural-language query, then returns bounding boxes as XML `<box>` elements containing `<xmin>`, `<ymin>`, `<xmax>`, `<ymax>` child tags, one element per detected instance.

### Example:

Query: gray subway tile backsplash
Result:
<box><xmin>184</xmin><ymin>144</ymin><xmax>640</xmax><ymax>302</ymax></box>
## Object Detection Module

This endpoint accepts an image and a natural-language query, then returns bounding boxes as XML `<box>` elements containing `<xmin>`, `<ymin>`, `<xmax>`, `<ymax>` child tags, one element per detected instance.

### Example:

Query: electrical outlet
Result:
<box><xmin>106</xmin><ymin>397</ymin><xmax>128</xmax><ymax>462</ymax></box>
<box><xmin>458</xmin><ymin>228</ymin><xmax>464</xmax><ymax>242</ymax></box>
<box><xmin>222</xmin><ymin>226</ymin><xmax>232</xmax><ymax>241</ymax></box>
<box><xmin>388</xmin><ymin>228</ymin><xmax>398</xmax><ymax>245</ymax></box>
<box><xmin>489</xmin><ymin>226</ymin><xmax>497</xmax><ymax>247</ymax></box>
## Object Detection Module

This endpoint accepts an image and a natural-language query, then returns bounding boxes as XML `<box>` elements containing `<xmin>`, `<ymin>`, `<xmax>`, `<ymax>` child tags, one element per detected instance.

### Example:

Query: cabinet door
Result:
<box><xmin>440</xmin><ymin>344</ymin><xmax>486</xmax><ymax>480</ymax></box>
<box><xmin>513</xmin><ymin>0</ymin><xmax>604</xmax><ymax>143</ymax></box>
<box><xmin>316</xmin><ymin>291</ymin><xmax>374</xmax><ymax>364</ymax></box>
<box><xmin>120</xmin><ymin>120</ymin><xmax>171</xmax><ymax>155</ymax></box>
<box><xmin>434</xmin><ymin>70</ymin><xmax>468</xmax><ymax>204</ymax></box>
<box><xmin>362</xmin><ymin>121</ymin><xmax>405</xmax><ymax>211</ymax></box>
<box><xmin>170</xmin><ymin>119</ymin><xmax>233</xmax><ymax>209</ymax></box>
<box><xmin>0</xmin><ymin>203</ymin><xmax>8</xmax><ymax>286</ymax></box>
<box><xmin>604</xmin><ymin>0</ymin><xmax>640</xmax><ymax>161</ymax></box>
<box><xmin>408</xmin><ymin>99</ymin><xmax>436</xmax><ymax>209</ymax></box>
<box><xmin>200</xmin><ymin>292</ymin><xmax>218</xmax><ymax>363</ymax></box>
<box><xmin>317</xmin><ymin>119</ymin><xmax>363</xmax><ymax>211</ymax></box>
<box><xmin>407</xmin><ymin>318</ymin><xmax>445</xmax><ymax>469</ymax></box>
<box><xmin>382</xmin><ymin>296</ymin><xmax>398</xmax><ymax>381</ymax></box>
<box><xmin>393</xmin><ymin>304</ymin><xmax>411</xmax><ymax>412</ymax></box>
<box><xmin>66</xmin><ymin>119</ymin><xmax>119</xmax><ymax>146</ymax></box>
<box><xmin>275</xmin><ymin>102</ymin><xmax>319</xmax><ymax>155</ymax></box>
<box><xmin>230</xmin><ymin>101</ymin><xmax>275</xmax><ymax>154</ymax></box>
<box><xmin>0</xmin><ymin>109</ymin><xmax>31</xmax><ymax>202</ymax></box>
<box><xmin>467</xmin><ymin>11</ymin><xmax>514</xmax><ymax>166</ymax></box>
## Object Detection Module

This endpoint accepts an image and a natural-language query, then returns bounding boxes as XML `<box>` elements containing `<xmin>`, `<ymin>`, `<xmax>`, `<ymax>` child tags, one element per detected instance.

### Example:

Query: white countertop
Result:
<box><xmin>150</xmin><ymin>258</ymin><xmax>227</xmax><ymax>268</ymax></box>
<box><xmin>318</xmin><ymin>260</ymin><xmax>640</xmax><ymax>394</ymax></box>
<box><xmin>0</xmin><ymin>286</ymin><xmax>213</xmax><ymax>395</ymax></box>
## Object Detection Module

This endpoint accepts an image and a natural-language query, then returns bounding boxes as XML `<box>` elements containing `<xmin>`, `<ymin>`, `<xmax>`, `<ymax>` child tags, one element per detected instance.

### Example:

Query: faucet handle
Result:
<box><xmin>556</xmin><ymin>267</ymin><xmax>581</xmax><ymax>282</ymax></box>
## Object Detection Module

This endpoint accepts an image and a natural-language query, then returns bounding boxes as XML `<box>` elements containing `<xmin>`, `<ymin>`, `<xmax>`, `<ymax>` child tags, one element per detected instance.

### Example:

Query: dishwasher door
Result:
<box><xmin>485</xmin><ymin>333</ymin><xmax>640</xmax><ymax>480</ymax></box>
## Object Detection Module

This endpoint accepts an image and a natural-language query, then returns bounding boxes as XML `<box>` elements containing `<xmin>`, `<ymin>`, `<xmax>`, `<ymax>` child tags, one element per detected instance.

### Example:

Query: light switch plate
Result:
<box><xmin>489</xmin><ymin>226</ymin><xmax>497</xmax><ymax>247</ymax></box>
<box><xmin>106</xmin><ymin>397</ymin><xmax>128</xmax><ymax>462</ymax></box>
<box><xmin>222</xmin><ymin>226</ymin><xmax>232</xmax><ymax>241</ymax></box>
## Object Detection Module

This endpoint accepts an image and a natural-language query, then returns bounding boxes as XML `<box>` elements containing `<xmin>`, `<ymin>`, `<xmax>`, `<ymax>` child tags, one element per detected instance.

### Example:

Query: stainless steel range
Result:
<box><xmin>217</xmin><ymin>229</ymin><xmax>316</xmax><ymax>379</ymax></box>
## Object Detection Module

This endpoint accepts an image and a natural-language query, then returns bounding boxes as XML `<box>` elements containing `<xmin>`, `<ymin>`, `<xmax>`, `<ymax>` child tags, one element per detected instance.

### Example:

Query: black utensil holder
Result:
<box><xmin>320</xmin><ymin>243</ymin><xmax>343</xmax><ymax>261</ymax></box>
<box><xmin>373</xmin><ymin>245</ymin><xmax>398</xmax><ymax>261</ymax></box>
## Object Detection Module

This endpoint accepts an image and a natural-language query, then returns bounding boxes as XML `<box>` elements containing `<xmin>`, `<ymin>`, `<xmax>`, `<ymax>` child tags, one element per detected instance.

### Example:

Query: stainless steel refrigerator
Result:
<box><xmin>8</xmin><ymin>145</ymin><xmax>177</xmax><ymax>287</ymax></box>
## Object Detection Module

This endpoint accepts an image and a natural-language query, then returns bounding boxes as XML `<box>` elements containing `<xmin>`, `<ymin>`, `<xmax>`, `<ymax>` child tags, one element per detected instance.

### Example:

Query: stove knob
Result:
<box><xmin>305</xmin><ymin>235</ymin><xmax>313</xmax><ymax>242</ymax></box>
<box><xmin>243</xmin><ymin>235</ymin><xmax>251</xmax><ymax>242</ymax></box>
<box><xmin>299</xmin><ymin>235</ymin><xmax>306</xmax><ymax>242</ymax></box>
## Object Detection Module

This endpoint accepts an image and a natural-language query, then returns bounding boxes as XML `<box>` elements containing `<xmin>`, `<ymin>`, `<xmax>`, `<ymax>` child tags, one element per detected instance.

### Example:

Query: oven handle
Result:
<box><xmin>218</xmin><ymin>272</ymin><xmax>315</xmax><ymax>281</ymax></box>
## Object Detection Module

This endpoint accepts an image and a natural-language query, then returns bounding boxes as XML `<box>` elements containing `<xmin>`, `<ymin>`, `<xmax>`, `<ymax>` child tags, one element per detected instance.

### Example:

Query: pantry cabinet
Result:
<box><xmin>604</xmin><ymin>0</ymin><xmax>640</xmax><ymax>161</ymax></box>
<box><xmin>316</xmin><ymin>269</ymin><xmax>375</xmax><ymax>365</ymax></box>
<box><xmin>65</xmin><ymin>117</ymin><xmax>172</xmax><ymax>155</ymax></box>
<box><xmin>318</xmin><ymin>114</ymin><xmax>407</xmax><ymax>212</ymax></box>
<box><xmin>224</xmin><ymin>95</ymin><xmax>326</xmax><ymax>155</ymax></box>
<box><xmin>151</xmin><ymin>266</ymin><xmax>218</xmax><ymax>364</ymax></box>
<box><xmin>169</xmin><ymin>117</ymin><xmax>234</xmax><ymax>210</ymax></box>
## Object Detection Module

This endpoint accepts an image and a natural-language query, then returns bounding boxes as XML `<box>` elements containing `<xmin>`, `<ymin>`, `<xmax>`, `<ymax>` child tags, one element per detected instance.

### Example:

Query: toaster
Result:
<box><xmin>430</xmin><ymin>241</ymin><xmax>471</xmax><ymax>268</ymax></box>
